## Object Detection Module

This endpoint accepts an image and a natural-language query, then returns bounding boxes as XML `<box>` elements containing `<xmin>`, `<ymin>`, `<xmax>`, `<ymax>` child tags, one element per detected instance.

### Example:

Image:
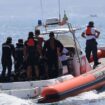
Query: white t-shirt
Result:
<box><xmin>59</xmin><ymin>48</ymin><xmax>69</xmax><ymax>62</ymax></box>
<box><xmin>84</xmin><ymin>27</ymin><xmax>96</xmax><ymax>40</ymax></box>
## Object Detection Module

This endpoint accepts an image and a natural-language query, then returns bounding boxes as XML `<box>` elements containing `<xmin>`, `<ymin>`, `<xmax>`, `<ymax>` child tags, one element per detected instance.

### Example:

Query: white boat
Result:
<box><xmin>0</xmin><ymin>74</ymin><xmax>74</xmax><ymax>99</ymax></box>
<box><xmin>0</xmin><ymin>19</ymin><xmax>95</xmax><ymax>101</ymax></box>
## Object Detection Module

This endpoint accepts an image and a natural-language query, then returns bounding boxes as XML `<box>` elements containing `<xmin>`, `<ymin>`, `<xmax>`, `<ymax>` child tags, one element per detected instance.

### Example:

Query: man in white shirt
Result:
<box><xmin>58</xmin><ymin>47</ymin><xmax>69</xmax><ymax>75</ymax></box>
<box><xmin>81</xmin><ymin>21</ymin><xmax>100</xmax><ymax>69</ymax></box>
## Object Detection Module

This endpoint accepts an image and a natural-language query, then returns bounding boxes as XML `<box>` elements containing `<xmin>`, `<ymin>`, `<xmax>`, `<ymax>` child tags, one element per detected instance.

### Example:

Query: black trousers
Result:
<box><xmin>85</xmin><ymin>39</ymin><xmax>98</xmax><ymax>64</ymax></box>
<box><xmin>15</xmin><ymin>59</ymin><xmax>23</xmax><ymax>73</ymax></box>
<box><xmin>47</xmin><ymin>58</ymin><xmax>59</xmax><ymax>78</ymax></box>
<box><xmin>1</xmin><ymin>60</ymin><xmax>12</xmax><ymax>80</ymax></box>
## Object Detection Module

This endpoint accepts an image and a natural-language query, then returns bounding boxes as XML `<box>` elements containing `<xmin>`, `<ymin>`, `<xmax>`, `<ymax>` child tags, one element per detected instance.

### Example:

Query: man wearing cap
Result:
<box><xmin>81</xmin><ymin>21</ymin><xmax>100</xmax><ymax>69</ymax></box>
<box><xmin>1</xmin><ymin>37</ymin><xmax>15</xmax><ymax>81</ymax></box>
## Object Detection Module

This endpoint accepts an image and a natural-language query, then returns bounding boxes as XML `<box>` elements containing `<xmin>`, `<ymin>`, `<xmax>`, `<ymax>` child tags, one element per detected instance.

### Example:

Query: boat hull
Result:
<box><xmin>38</xmin><ymin>63</ymin><xmax>105</xmax><ymax>103</ymax></box>
<box><xmin>0</xmin><ymin>75</ymin><xmax>73</xmax><ymax>99</ymax></box>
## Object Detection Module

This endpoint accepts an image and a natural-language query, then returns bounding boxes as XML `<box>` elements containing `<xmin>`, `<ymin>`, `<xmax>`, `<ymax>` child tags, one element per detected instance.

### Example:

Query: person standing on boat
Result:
<box><xmin>14</xmin><ymin>39</ymin><xmax>24</xmax><ymax>76</ymax></box>
<box><xmin>34</xmin><ymin>29</ymin><xmax>48</xmax><ymax>79</ymax></box>
<box><xmin>43</xmin><ymin>31</ymin><xmax>63</xmax><ymax>78</ymax></box>
<box><xmin>81</xmin><ymin>21</ymin><xmax>100</xmax><ymax>69</ymax></box>
<box><xmin>1</xmin><ymin>37</ymin><xmax>15</xmax><ymax>81</ymax></box>
<box><xmin>24</xmin><ymin>32</ymin><xmax>40</xmax><ymax>80</ymax></box>
<box><xmin>58</xmin><ymin>47</ymin><xmax>69</xmax><ymax>75</ymax></box>
<box><xmin>34</xmin><ymin>29</ymin><xmax>44</xmax><ymax>58</ymax></box>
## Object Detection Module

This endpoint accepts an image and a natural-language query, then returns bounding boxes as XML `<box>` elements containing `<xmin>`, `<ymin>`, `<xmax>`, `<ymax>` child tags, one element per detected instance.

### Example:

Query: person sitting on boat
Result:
<box><xmin>1</xmin><ymin>37</ymin><xmax>15</xmax><ymax>82</ymax></box>
<box><xmin>58</xmin><ymin>47</ymin><xmax>69</xmax><ymax>76</ymax></box>
<box><xmin>24</xmin><ymin>32</ymin><xmax>40</xmax><ymax>80</ymax></box>
<box><xmin>43</xmin><ymin>31</ymin><xmax>64</xmax><ymax>78</ymax></box>
<box><xmin>14</xmin><ymin>39</ymin><xmax>24</xmax><ymax>79</ymax></box>
<box><xmin>81</xmin><ymin>21</ymin><xmax>100</xmax><ymax>69</ymax></box>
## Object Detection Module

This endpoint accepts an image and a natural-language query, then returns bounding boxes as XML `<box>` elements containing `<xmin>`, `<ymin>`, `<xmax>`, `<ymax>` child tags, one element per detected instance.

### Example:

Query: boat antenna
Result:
<box><xmin>40</xmin><ymin>0</ymin><xmax>44</xmax><ymax>23</ymax></box>
<box><xmin>63</xmin><ymin>10</ymin><xmax>68</xmax><ymax>21</ymax></box>
<box><xmin>58</xmin><ymin>0</ymin><xmax>61</xmax><ymax>22</ymax></box>
<box><xmin>67</xmin><ymin>22</ymin><xmax>82</xmax><ymax>67</ymax></box>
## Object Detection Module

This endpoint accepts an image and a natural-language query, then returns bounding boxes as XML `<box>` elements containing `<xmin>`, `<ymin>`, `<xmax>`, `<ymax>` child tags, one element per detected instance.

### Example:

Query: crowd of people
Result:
<box><xmin>0</xmin><ymin>21</ymin><xmax>101</xmax><ymax>82</ymax></box>
<box><xmin>0</xmin><ymin>28</ymin><xmax>66</xmax><ymax>82</ymax></box>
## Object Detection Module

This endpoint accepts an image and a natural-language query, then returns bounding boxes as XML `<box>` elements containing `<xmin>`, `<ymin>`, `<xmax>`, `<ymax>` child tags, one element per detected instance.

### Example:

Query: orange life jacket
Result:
<box><xmin>27</xmin><ymin>38</ymin><xmax>35</xmax><ymax>47</ymax></box>
<box><xmin>86</xmin><ymin>27</ymin><xmax>94</xmax><ymax>36</ymax></box>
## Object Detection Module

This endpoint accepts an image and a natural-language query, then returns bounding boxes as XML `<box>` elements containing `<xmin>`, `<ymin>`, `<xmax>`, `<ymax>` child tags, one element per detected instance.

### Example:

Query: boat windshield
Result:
<box><xmin>38</xmin><ymin>25</ymin><xmax>80</xmax><ymax>49</ymax></box>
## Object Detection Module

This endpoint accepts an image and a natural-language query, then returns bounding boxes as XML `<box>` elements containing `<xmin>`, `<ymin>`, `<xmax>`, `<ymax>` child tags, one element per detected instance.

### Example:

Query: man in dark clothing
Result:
<box><xmin>34</xmin><ymin>29</ymin><xmax>48</xmax><ymax>79</ymax></box>
<box><xmin>15</xmin><ymin>39</ymin><xmax>24</xmax><ymax>75</ymax></box>
<box><xmin>34</xmin><ymin>29</ymin><xmax>44</xmax><ymax>57</ymax></box>
<box><xmin>1</xmin><ymin>37</ymin><xmax>15</xmax><ymax>81</ymax></box>
<box><xmin>43</xmin><ymin>31</ymin><xmax>64</xmax><ymax>78</ymax></box>
<box><xmin>24</xmin><ymin>32</ymin><xmax>40</xmax><ymax>80</ymax></box>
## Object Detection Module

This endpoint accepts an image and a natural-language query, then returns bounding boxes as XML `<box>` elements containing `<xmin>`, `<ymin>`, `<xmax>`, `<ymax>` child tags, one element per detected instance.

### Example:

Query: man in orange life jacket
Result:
<box><xmin>24</xmin><ymin>32</ymin><xmax>39</xmax><ymax>80</ymax></box>
<box><xmin>81</xmin><ymin>21</ymin><xmax>100</xmax><ymax>69</ymax></box>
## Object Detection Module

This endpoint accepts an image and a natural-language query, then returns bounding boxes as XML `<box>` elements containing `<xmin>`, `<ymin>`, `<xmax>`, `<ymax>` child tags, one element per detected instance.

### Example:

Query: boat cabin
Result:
<box><xmin>37</xmin><ymin>21</ymin><xmax>91</xmax><ymax>77</ymax></box>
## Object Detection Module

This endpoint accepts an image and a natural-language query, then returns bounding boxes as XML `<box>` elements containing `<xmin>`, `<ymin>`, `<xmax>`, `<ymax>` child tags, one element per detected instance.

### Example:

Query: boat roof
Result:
<box><xmin>39</xmin><ymin>28</ymin><xmax>78</xmax><ymax>48</ymax></box>
<box><xmin>39</xmin><ymin>25</ymin><xmax>78</xmax><ymax>35</ymax></box>
<box><xmin>57</xmin><ymin>35</ymin><xmax>75</xmax><ymax>48</ymax></box>
<box><xmin>37</xmin><ymin>23</ymin><xmax>80</xmax><ymax>49</ymax></box>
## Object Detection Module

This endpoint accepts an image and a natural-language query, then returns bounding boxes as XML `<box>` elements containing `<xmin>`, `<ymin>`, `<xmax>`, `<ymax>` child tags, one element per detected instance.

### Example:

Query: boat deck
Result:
<box><xmin>90</xmin><ymin>58</ymin><xmax>105</xmax><ymax>69</ymax></box>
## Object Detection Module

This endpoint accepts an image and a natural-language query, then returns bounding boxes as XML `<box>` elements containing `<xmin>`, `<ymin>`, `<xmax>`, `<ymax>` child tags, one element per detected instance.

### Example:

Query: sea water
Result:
<box><xmin>0</xmin><ymin>0</ymin><xmax>105</xmax><ymax>105</ymax></box>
